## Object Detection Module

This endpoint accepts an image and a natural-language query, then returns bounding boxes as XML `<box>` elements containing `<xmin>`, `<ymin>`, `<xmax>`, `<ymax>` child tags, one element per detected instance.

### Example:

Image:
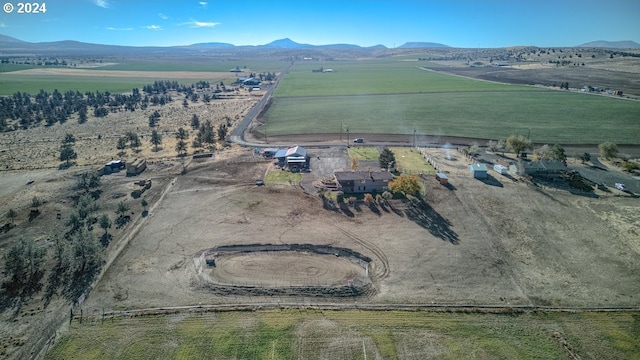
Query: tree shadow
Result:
<box><xmin>115</xmin><ymin>215</ymin><xmax>130</xmax><ymax>229</ymax></box>
<box><xmin>443</xmin><ymin>183</ymin><xmax>457</xmax><ymax>191</ymax></box>
<box><xmin>368</xmin><ymin>203</ymin><xmax>381</xmax><ymax>216</ymax></box>
<box><xmin>378</xmin><ymin>201</ymin><xmax>391</xmax><ymax>213</ymax></box>
<box><xmin>43</xmin><ymin>264</ymin><xmax>65</xmax><ymax>308</ymax></box>
<box><xmin>100</xmin><ymin>233</ymin><xmax>112</xmax><ymax>247</ymax></box>
<box><xmin>28</xmin><ymin>209</ymin><xmax>41</xmax><ymax>222</ymax></box>
<box><xmin>58</xmin><ymin>162</ymin><xmax>75</xmax><ymax>170</ymax></box>
<box><xmin>479</xmin><ymin>174</ymin><xmax>503</xmax><ymax>187</ymax></box>
<box><xmin>0</xmin><ymin>269</ymin><xmax>44</xmax><ymax>314</ymax></box>
<box><xmin>387</xmin><ymin>201</ymin><xmax>404</xmax><ymax>217</ymax></box>
<box><xmin>63</xmin><ymin>266</ymin><xmax>101</xmax><ymax>304</ymax></box>
<box><xmin>404</xmin><ymin>198</ymin><xmax>459</xmax><ymax>244</ymax></box>
<box><xmin>321</xmin><ymin>196</ymin><xmax>339</xmax><ymax>213</ymax></box>
<box><xmin>338</xmin><ymin>202</ymin><xmax>354</xmax><ymax>218</ymax></box>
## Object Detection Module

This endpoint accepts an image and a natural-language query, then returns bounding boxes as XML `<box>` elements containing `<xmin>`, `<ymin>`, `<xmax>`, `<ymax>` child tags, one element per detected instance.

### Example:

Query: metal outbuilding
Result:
<box><xmin>469</xmin><ymin>163</ymin><xmax>488</xmax><ymax>179</ymax></box>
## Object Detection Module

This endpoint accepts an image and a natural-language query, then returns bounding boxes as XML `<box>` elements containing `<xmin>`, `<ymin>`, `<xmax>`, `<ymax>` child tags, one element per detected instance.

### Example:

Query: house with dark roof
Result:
<box><xmin>334</xmin><ymin>171</ymin><xmax>394</xmax><ymax>193</ymax></box>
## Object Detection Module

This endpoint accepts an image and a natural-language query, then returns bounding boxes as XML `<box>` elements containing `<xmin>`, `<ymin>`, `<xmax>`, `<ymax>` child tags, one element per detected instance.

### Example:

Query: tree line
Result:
<box><xmin>0</xmin><ymin>80</ymin><xmax>215</xmax><ymax>132</ymax></box>
<box><xmin>0</xmin><ymin>170</ymin><xmax>146</xmax><ymax>311</ymax></box>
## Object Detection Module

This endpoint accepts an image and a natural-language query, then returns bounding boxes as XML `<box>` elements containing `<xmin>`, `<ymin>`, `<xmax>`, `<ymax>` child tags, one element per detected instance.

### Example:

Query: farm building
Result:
<box><xmin>284</xmin><ymin>146</ymin><xmax>309</xmax><ymax>172</ymax></box>
<box><xmin>126</xmin><ymin>158</ymin><xmax>147</xmax><ymax>177</ymax></box>
<box><xmin>263</xmin><ymin>148</ymin><xmax>280</xmax><ymax>159</ymax></box>
<box><xmin>103</xmin><ymin>160</ymin><xmax>125</xmax><ymax>174</ymax></box>
<box><xmin>435</xmin><ymin>172</ymin><xmax>449</xmax><ymax>185</ymax></box>
<box><xmin>271</xmin><ymin>146</ymin><xmax>310</xmax><ymax>172</ymax></box>
<box><xmin>274</xmin><ymin>149</ymin><xmax>288</xmax><ymax>163</ymax></box>
<box><xmin>469</xmin><ymin>163</ymin><xmax>488</xmax><ymax>179</ymax></box>
<box><xmin>493</xmin><ymin>164</ymin><xmax>508</xmax><ymax>175</ymax></box>
<box><xmin>334</xmin><ymin>171</ymin><xmax>394</xmax><ymax>193</ymax></box>
<box><xmin>509</xmin><ymin>160</ymin><xmax>566</xmax><ymax>177</ymax></box>
<box><xmin>242</xmin><ymin>77</ymin><xmax>261</xmax><ymax>86</ymax></box>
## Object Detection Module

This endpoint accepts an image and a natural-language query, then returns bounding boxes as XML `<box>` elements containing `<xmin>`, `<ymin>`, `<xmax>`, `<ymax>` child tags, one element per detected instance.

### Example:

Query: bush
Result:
<box><xmin>621</xmin><ymin>160</ymin><xmax>640</xmax><ymax>173</ymax></box>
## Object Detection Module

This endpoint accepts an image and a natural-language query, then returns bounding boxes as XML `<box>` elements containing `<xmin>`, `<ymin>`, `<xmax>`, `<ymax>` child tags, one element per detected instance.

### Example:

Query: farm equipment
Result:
<box><xmin>131</xmin><ymin>179</ymin><xmax>152</xmax><ymax>198</ymax></box>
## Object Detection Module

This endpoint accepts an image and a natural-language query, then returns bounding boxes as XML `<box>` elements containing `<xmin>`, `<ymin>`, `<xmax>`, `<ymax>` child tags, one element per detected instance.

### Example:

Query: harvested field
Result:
<box><xmin>7</xmin><ymin>68</ymin><xmax>232</xmax><ymax>79</ymax></box>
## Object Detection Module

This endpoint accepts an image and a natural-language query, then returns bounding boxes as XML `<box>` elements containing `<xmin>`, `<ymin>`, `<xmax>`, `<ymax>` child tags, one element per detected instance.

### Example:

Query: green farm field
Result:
<box><xmin>264</xmin><ymin>60</ymin><xmax>640</xmax><ymax>145</ymax></box>
<box><xmin>0</xmin><ymin>58</ymin><xmax>286</xmax><ymax>95</ymax></box>
<box><xmin>99</xmin><ymin>59</ymin><xmax>287</xmax><ymax>73</ymax></box>
<box><xmin>45</xmin><ymin>310</ymin><xmax>640</xmax><ymax>360</ymax></box>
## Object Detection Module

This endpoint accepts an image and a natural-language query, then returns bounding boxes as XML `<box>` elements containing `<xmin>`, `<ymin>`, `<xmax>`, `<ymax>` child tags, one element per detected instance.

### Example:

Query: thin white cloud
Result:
<box><xmin>144</xmin><ymin>25</ymin><xmax>162</xmax><ymax>30</ymax></box>
<box><xmin>93</xmin><ymin>0</ymin><xmax>109</xmax><ymax>8</ymax></box>
<box><xmin>0</xmin><ymin>23</ymin><xmax>7</xmax><ymax>28</ymax></box>
<box><xmin>181</xmin><ymin>19</ymin><xmax>220</xmax><ymax>28</ymax></box>
<box><xmin>107</xmin><ymin>27</ymin><xmax>133</xmax><ymax>31</ymax></box>
<box><xmin>158</xmin><ymin>13</ymin><xmax>168</xmax><ymax>20</ymax></box>
<box><xmin>199</xmin><ymin>1</ymin><xmax>208</xmax><ymax>8</ymax></box>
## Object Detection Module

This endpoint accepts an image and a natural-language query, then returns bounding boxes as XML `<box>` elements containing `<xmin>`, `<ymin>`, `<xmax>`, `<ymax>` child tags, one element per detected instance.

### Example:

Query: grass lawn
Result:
<box><xmin>264</xmin><ymin>170</ymin><xmax>303</xmax><ymax>185</ymax></box>
<box><xmin>390</xmin><ymin>147</ymin><xmax>436</xmax><ymax>175</ymax></box>
<box><xmin>347</xmin><ymin>146</ymin><xmax>379</xmax><ymax>160</ymax></box>
<box><xmin>45</xmin><ymin>310</ymin><xmax>640</xmax><ymax>360</ymax></box>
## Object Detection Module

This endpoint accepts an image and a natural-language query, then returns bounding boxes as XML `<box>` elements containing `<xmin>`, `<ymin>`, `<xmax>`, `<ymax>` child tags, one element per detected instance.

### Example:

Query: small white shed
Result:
<box><xmin>493</xmin><ymin>164</ymin><xmax>508</xmax><ymax>175</ymax></box>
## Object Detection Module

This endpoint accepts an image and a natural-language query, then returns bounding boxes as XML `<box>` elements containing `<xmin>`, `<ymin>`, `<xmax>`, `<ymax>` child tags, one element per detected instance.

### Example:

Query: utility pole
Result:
<box><xmin>264</xmin><ymin>119</ymin><xmax>268</xmax><ymax>143</ymax></box>
<box><xmin>346</xmin><ymin>128</ymin><xmax>350</xmax><ymax>148</ymax></box>
<box><xmin>413</xmin><ymin>128</ymin><xmax>416</xmax><ymax>148</ymax></box>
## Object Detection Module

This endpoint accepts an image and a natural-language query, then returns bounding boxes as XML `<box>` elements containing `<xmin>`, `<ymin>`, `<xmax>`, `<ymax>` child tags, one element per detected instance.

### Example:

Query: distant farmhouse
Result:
<box><xmin>334</xmin><ymin>171</ymin><xmax>394</xmax><ymax>193</ymax></box>
<box><xmin>242</xmin><ymin>77</ymin><xmax>261</xmax><ymax>86</ymax></box>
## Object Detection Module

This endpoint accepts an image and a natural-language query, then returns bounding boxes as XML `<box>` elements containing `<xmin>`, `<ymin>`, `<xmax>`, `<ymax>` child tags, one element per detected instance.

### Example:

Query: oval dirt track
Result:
<box><xmin>209</xmin><ymin>251</ymin><xmax>367</xmax><ymax>287</ymax></box>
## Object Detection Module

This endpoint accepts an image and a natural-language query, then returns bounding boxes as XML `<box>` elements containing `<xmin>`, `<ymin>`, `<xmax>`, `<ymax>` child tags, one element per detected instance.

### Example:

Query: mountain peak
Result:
<box><xmin>576</xmin><ymin>40</ymin><xmax>640</xmax><ymax>49</ymax></box>
<box><xmin>398</xmin><ymin>42</ymin><xmax>449</xmax><ymax>49</ymax></box>
<box><xmin>0</xmin><ymin>34</ymin><xmax>26</xmax><ymax>43</ymax></box>
<box><xmin>262</xmin><ymin>38</ymin><xmax>308</xmax><ymax>48</ymax></box>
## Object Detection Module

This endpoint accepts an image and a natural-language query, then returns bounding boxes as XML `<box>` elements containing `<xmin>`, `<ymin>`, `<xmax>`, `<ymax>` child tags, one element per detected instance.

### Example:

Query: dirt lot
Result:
<box><xmin>77</xmin><ymin>147</ymin><xmax>640</xmax><ymax>312</ymax></box>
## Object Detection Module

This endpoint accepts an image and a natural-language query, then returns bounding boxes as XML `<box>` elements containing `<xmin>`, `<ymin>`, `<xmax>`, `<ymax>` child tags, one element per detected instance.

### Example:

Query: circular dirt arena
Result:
<box><xmin>211</xmin><ymin>251</ymin><xmax>365</xmax><ymax>287</ymax></box>
<box><xmin>195</xmin><ymin>244</ymin><xmax>375</xmax><ymax>297</ymax></box>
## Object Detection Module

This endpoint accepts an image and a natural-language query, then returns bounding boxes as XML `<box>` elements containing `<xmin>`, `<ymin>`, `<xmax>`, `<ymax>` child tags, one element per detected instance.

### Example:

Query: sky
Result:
<box><xmin>0</xmin><ymin>0</ymin><xmax>639</xmax><ymax>48</ymax></box>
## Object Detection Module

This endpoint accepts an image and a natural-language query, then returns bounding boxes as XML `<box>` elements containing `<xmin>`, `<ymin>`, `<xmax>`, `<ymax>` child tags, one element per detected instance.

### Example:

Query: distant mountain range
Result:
<box><xmin>0</xmin><ymin>34</ymin><xmax>438</xmax><ymax>51</ymax></box>
<box><xmin>576</xmin><ymin>40</ymin><xmax>640</xmax><ymax>49</ymax></box>
<box><xmin>193</xmin><ymin>38</ymin><xmax>396</xmax><ymax>49</ymax></box>
<box><xmin>1</xmin><ymin>34</ymin><xmax>638</xmax><ymax>56</ymax></box>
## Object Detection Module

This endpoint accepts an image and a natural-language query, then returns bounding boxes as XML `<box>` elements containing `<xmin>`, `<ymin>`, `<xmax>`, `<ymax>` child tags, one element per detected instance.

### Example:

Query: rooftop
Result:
<box><xmin>334</xmin><ymin>171</ymin><xmax>394</xmax><ymax>182</ymax></box>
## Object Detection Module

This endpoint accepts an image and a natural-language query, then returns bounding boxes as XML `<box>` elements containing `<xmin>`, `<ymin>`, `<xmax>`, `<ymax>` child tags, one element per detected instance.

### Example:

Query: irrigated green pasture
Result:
<box><xmin>265</xmin><ymin>60</ymin><xmax>640</xmax><ymax>145</ymax></box>
<box><xmin>44</xmin><ymin>310</ymin><xmax>639</xmax><ymax>360</ymax></box>
<box><xmin>100</xmin><ymin>59</ymin><xmax>286</xmax><ymax>72</ymax></box>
